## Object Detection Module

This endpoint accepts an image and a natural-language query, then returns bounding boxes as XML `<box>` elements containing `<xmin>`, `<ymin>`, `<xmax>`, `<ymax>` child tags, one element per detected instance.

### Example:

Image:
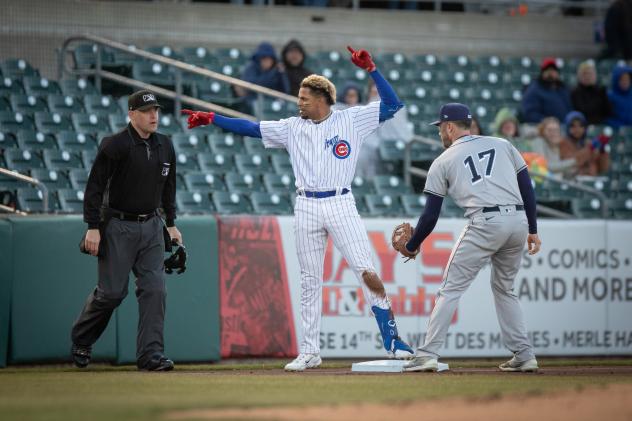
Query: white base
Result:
<box><xmin>351</xmin><ymin>360</ymin><xmax>449</xmax><ymax>373</ymax></box>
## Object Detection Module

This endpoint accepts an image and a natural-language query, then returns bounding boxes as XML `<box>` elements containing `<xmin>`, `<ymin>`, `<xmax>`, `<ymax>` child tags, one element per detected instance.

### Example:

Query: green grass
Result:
<box><xmin>0</xmin><ymin>359</ymin><xmax>631</xmax><ymax>421</ymax></box>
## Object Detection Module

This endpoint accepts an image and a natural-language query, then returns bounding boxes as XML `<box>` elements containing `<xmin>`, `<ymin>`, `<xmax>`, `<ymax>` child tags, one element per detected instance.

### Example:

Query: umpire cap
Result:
<box><xmin>128</xmin><ymin>90</ymin><xmax>163</xmax><ymax>111</ymax></box>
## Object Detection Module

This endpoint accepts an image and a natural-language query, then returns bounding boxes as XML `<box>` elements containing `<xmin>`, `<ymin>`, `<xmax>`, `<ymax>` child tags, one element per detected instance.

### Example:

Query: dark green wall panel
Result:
<box><xmin>0</xmin><ymin>219</ymin><xmax>12</xmax><ymax>368</ymax></box>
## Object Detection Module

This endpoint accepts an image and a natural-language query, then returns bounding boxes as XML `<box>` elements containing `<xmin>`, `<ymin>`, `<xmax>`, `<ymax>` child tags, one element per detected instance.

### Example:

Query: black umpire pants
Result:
<box><xmin>71</xmin><ymin>216</ymin><xmax>166</xmax><ymax>367</ymax></box>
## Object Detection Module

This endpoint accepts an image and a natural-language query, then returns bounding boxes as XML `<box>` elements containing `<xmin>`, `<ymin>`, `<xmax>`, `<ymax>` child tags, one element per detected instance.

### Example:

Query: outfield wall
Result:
<box><xmin>0</xmin><ymin>216</ymin><xmax>630</xmax><ymax>367</ymax></box>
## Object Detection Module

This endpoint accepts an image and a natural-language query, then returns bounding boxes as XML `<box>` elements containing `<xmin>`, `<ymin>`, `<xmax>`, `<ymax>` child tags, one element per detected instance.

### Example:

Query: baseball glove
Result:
<box><xmin>391</xmin><ymin>222</ymin><xmax>419</xmax><ymax>262</ymax></box>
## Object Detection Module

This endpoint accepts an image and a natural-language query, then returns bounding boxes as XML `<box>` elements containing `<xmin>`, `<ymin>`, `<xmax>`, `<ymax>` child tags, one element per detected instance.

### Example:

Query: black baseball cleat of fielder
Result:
<box><xmin>71</xmin><ymin>344</ymin><xmax>92</xmax><ymax>368</ymax></box>
<box><xmin>138</xmin><ymin>354</ymin><xmax>175</xmax><ymax>372</ymax></box>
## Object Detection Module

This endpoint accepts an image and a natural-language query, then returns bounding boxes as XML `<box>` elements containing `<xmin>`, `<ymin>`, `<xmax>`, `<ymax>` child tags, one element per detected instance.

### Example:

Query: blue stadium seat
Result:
<box><xmin>572</xmin><ymin>197</ymin><xmax>607</xmax><ymax>218</ymax></box>
<box><xmin>250</xmin><ymin>192</ymin><xmax>292</xmax><ymax>215</ymax></box>
<box><xmin>171</xmin><ymin>133</ymin><xmax>209</xmax><ymax>155</ymax></box>
<box><xmin>224</xmin><ymin>172</ymin><xmax>265</xmax><ymax>193</ymax></box>
<box><xmin>198</xmin><ymin>152</ymin><xmax>234</xmax><ymax>174</ymax></box>
<box><xmin>0</xmin><ymin>77</ymin><xmax>24</xmax><ymax>96</ymax></box>
<box><xmin>0</xmin><ymin>111</ymin><xmax>35</xmax><ymax>132</ymax></box>
<box><xmin>29</xmin><ymin>169</ymin><xmax>71</xmax><ymax>190</ymax></box>
<box><xmin>180</xmin><ymin>46</ymin><xmax>220</xmax><ymax>68</ymax></box>
<box><xmin>208</xmin><ymin>133</ymin><xmax>244</xmax><ymax>155</ymax></box>
<box><xmin>35</xmin><ymin>112</ymin><xmax>74</xmax><ymax>133</ymax></box>
<box><xmin>59</xmin><ymin>78</ymin><xmax>99</xmax><ymax>97</ymax></box>
<box><xmin>16</xmin><ymin>130</ymin><xmax>58</xmax><ymax>151</ymax></box>
<box><xmin>158</xmin><ymin>114</ymin><xmax>180</xmax><ymax>135</ymax></box>
<box><xmin>262</xmin><ymin>173</ymin><xmax>295</xmax><ymax>194</ymax></box>
<box><xmin>183</xmin><ymin>171</ymin><xmax>227</xmax><ymax>193</ymax></box>
<box><xmin>23</xmin><ymin>77</ymin><xmax>61</xmax><ymax>96</ymax></box>
<box><xmin>43</xmin><ymin>149</ymin><xmax>83</xmax><ymax>171</ymax></box>
<box><xmin>350</xmin><ymin>175</ymin><xmax>375</xmax><ymax>196</ymax></box>
<box><xmin>4</xmin><ymin>149</ymin><xmax>45</xmax><ymax>172</ymax></box>
<box><xmin>176</xmin><ymin>191</ymin><xmax>214</xmax><ymax>214</ymax></box>
<box><xmin>234</xmin><ymin>153</ymin><xmax>271</xmax><ymax>175</ymax></box>
<box><xmin>365</xmin><ymin>194</ymin><xmax>404</xmax><ymax>217</ymax></box>
<box><xmin>57</xmin><ymin>188</ymin><xmax>84</xmax><ymax>213</ymax></box>
<box><xmin>84</xmin><ymin>94</ymin><xmax>120</xmax><ymax>115</ymax></box>
<box><xmin>174</xmin><ymin>152</ymin><xmax>200</xmax><ymax>172</ymax></box>
<box><xmin>9</xmin><ymin>94</ymin><xmax>48</xmax><ymax>113</ymax></box>
<box><xmin>72</xmin><ymin>113</ymin><xmax>110</xmax><ymax>134</ymax></box>
<box><xmin>146</xmin><ymin>45</ymin><xmax>184</xmax><ymax>61</ymax></box>
<box><xmin>374</xmin><ymin>175</ymin><xmax>413</xmax><ymax>195</ymax></box>
<box><xmin>211</xmin><ymin>191</ymin><xmax>252</xmax><ymax>214</ymax></box>
<box><xmin>132</xmin><ymin>62</ymin><xmax>174</xmax><ymax>88</ymax></box>
<box><xmin>47</xmin><ymin>94</ymin><xmax>84</xmax><ymax>115</ymax></box>
<box><xmin>16</xmin><ymin>187</ymin><xmax>57</xmax><ymax>213</ymax></box>
<box><xmin>0</xmin><ymin>59</ymin><xmax>38</xmax><ymax>78</ymax></box>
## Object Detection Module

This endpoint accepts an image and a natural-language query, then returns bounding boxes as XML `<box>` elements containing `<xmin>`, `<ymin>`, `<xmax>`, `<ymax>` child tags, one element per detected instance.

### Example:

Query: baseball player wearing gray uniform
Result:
<box><xmin>395</xmin><ymin>103</ymin><xmax>542</xmax><ymax>373</ymax></box>
<box><xmin>182</xmin><ymin>46</ymin><xmax>414</xmax><ymax>371</ymax></box>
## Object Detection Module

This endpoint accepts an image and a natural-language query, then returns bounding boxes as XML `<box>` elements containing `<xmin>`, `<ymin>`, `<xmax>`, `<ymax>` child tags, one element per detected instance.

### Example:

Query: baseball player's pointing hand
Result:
<box><xmin>347</xmin><ymin>46</ymin><xmax>376</xmax><ymax>72</ymax></box>
<box><xmin>527</xmin><ymin>233</ymin><xmax>541</xmax><ymax>255</ymax></box>
<box><xmin>181</xmin><ymin>109</ymin><xmax>215</xmax><ymax>129</ymax></box>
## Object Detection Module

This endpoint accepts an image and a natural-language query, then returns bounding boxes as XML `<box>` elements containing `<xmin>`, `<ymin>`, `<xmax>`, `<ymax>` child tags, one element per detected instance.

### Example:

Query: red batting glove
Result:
<box><xmin>181</xmin><ymin>109</ymin><xmax>215</xmax><ymax>129</ymax></box>
<box><xmin>347</xmin><ymin>46</ymin><xmax>376</xmax><ymax>72</ymax></box>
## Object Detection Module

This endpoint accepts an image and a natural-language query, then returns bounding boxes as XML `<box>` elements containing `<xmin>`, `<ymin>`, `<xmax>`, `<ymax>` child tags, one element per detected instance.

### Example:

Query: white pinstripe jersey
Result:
<box><xmin>260</xmin><ymin>101</ymin><xmax>381</xmax><ymax>191</ymax></box>
<box><xmin>424</xmin><ymin>135</ymin><xmax>527</xmax><ymax>217</ymax></box>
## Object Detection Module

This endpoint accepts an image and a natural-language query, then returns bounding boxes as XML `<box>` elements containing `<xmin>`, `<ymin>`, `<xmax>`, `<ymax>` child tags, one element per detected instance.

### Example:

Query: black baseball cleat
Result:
<box><xmin>139</xmin><ymin>354</ymin><xmax>175</xmax><ymax>372</ymax></box>
<box><xmin>71</xmin><ymin>344</ymin><xmax>92</xmax><ymax>368</ymax></box>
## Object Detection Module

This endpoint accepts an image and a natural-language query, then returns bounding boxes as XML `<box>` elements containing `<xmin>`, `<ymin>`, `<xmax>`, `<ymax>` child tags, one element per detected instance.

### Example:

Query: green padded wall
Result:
<box><xmin>8</xmin><ymin>216</ymin><xmax>117</xmax><ymax>363</ymax></box>
<box><xmin>115</xmin><ymin>215</ymin><xmax>220</xmax><ymax>364</ymax></box>
<box><xmin>0</xmin><ymin>219</ymin><xmax>12</xmax><ymax>367</ymax></box>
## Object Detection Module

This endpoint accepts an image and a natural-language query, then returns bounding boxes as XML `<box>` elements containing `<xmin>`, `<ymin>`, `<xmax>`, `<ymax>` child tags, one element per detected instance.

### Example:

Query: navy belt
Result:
<box><xmin>482</xmin><ymin>205</ymin><xmax>524</xmax><ymax>213</ymax></box>
<box><xmin>301</xmin><ymin>188</ymin><xmax>350</xmax><ymax>199</ymax></box>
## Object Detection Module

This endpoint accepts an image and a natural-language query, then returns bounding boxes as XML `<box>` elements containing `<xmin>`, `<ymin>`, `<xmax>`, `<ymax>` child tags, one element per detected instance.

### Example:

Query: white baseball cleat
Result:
<box><xmin>284</xmin><ymin>353</ymin><xmax>322</xmax><ymax>372</ymax></box>
<box><xmin>403</xmin><ymin>355</ymin><xmax>438</xmax><ymax>372</ymax></box>
<box><xmin>499</xmin><ymin>357</ymin><xmax>539</xmax><ymax>372</ymax></box>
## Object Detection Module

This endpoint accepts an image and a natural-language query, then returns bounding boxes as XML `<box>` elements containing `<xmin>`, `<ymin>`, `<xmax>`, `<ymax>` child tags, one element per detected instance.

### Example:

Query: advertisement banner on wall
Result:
<box><xmin>275</xmin><ymin>217</ymin><xmax>632</xmax><ymax>358</ymax></box>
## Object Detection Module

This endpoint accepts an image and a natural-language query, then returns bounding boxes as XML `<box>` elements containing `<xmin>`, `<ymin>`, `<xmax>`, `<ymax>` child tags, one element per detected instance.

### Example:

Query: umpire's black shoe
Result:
<box><xmin>71</xmin><ymin>344</ymin><xmax>92</xmax><ymax>368</ymax></box>
<box><xmin>139</xmin><ymin>354</ymin><xmax>174</xmax><ymax>372</ymax></box>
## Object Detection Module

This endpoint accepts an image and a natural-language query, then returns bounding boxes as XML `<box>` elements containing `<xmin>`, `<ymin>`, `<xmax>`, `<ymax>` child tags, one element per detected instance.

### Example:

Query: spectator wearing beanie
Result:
<box><xmin>571</xmin><ymin>60</ymin><xmax>613</xmax><ymax>125</ymax></box>
<box><xmin>560</xmin><ymin>111</ymin><xmax>610</xmax><ymax>176</ymax></box>
<box><xmin>521</xmin><ymin>57</ymin><xmax>573</xmax><ymax>124</ymax></box>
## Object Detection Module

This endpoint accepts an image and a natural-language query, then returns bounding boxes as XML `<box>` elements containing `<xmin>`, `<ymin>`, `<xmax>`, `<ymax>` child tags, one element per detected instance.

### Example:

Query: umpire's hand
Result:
<box><xmin>85</xmin><ymin>229</ymin><xmax>101</xmax><ymax>256</ymax></box>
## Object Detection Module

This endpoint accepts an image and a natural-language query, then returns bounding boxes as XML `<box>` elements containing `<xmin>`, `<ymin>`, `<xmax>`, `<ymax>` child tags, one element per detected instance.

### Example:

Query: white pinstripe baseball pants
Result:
<box><xmin>294</xmin><ymin>193</ymin><xmax>390</xmax><ymax>355</ymax></box>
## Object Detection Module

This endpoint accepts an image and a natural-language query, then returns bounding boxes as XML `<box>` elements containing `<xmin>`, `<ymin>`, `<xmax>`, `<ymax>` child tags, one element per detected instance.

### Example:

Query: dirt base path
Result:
<box><xmin>166</xmin><ymin>382</ymin><xmax>632</xmax><ymax>421</ymax></box>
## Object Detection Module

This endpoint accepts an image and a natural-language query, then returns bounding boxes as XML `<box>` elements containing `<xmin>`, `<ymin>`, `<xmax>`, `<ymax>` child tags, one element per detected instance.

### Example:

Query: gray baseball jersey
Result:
<box><xmin>424</xmin><ymin>135</ymin><xmax>527</xmax><ymax>216</ymax></box>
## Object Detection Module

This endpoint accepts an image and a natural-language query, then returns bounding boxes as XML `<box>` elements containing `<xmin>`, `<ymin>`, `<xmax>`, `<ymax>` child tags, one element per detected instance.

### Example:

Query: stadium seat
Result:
<box><xmin>234</xmin><ymin>153</ymin><xmax>271</xmax><ymax>175</ymax></box>
<box><xmin>610</xmin><ymin>198</ymin><xmax>632</xmax><ymax>219</ymax></box>
<box><xmin>614</xmin><ymin>175</ymin><xmax>632</xmax><ymax>194</ymax></box>
<box><xmin>263</xmin><ymin>173</ymin><xmax>295</xmax><ymax>194</ymax></box>
<box><xmin>0</xmin><ymin>59</ymin><xmax>38</xmax><ymax>78</ymax></box>
<box><xmin>157</xmin><ymin>114</ymin><xmax>180</xmax><ymax>135</ymax></box>
<box><xmin>30</xmin><ymin>168</ymin><xmax>71</xmax><ymax>190</ymax></box>
<box><xmin>68</xmin><ymin>168</ymin><xmax>89</xmax><ymax>190</ymax></box>
<box><xmin>546</xmin><ymin>180</ymin><xmax>583</xmax><ymax>200</ymax></box>
<box><xmin>108</xmin><ymin>114</ymin><xmax>129</xmax><ymax>132</ymax></box>
<box><xmin>0</xmin><ymin>96</ymin><xmax>10</xmax><ymax>112</ymax></box>
<box><xmin>180</xmin><ymin>46</ymin><xmax>220</xmax><ymax>67</ymax></box>
<box><xmin>57</xmin><ymin>188</ymin><xmax>84</xmax><ymax>213</ymax></box>
<box><xmin>208</xmin><ymin>133</ymin><xmax>244</xmax><ymax>155</ymax></box>
<box><xmin>271</xmin><ymin>154</ymin><xmax>293</xmax><ymax>175</ymax></box>
<box><xmin>378</xmin><ymin>139</ymin><xmax>408</xmax><ymax>163</ymax></box>
<box><xmin>43</xmin><ymin>149</ymin><xmax>82</xmax><ymax>171</ymax></box>
<box><xmin>16</xmin><ymin>187</ymin><xmax>57</xmax><ymax>213</ymax></box>
<box><xmin>410</xmin><ymin>141</ymin><xmax>442</xmax><ymax>162</ymax></box>
<box><xmin>401</xmin><ymin>194</ymin><xmax>425</xmax><ymax>217</ymax></box>
<box><xmin>35</xmin><ymin>112</ymin><xmax>74</xmax><ymax>133</ymax></box>
<box><xmin>224</xmin><ymin>172</ymin><xmax>265</xmax><ymax>193</ymax></box>
<box><xmin>0</xmin><ymin>77</ymin><xmax>24</xmax><ymax>96</ymax></box>
<box><xmin>81</xmin><ymin>150</ymin><xmax>96</xmax><ymax>169</ymax></box>
<box><xmin>198</xmin><ymin>152</ymin><xmax>235</xmax><ymax>174</ymax></box>
<box><xmin>183</xmin><ymin>171</ymin><xmax>226</xmax><ymax>193</ymax></box>
<box><xmin>16</xmin><ymin>130</ymin><xmax>58</xmax><ymax>151</ymax></box>
<box><xmin>4</xmin><ymin>149</ymin><xmax>45</xmax><ymax>171</ymax></box>
<box><xmin>23</xmin><ymin>77</ymin><xmax>61</xmax><ymax>96</ymax></box>
<box><xmin>250</xmin><ymin>192</ymin><xmax>292</xmax><ymax>215</ymax></box>
<box><xmin>0</xmin><ymin>131</ymin><xmax>18</xmax><ymax>149</ymax></box>
<box><xmin>47</xmin><ymin>94</ymin><xmax>84</xmax><ymax>115</ymax></box>
<box><xmin>0</xmin><ymin>110</ymin><xmax>35</xmax><ymax>132</ymax></box>
<box><xmin>198</xmin><ymin>80</ymin><xmax>235</xmax><ymax>104</ymax></box>
<box><xmin>353</xmin><ymin>194</ymin><xmax>370</xmax><ymax>215</ymax></box>
<box><xmin>572</xmin><ymin>197</ymin><xmax>607</xmax><ymax>218</ymax></box>
<box><xmin>10</xmin><ymin>94</ymin><xmax>48</xmax><ymax>113</ymax></box>
<box><xmin>172</xmin><ymin>133</ymin><xmax>208</xmax><ymax>155</ymax></box>
<box><xmin>176</xmin><ymin>191</ymin><xmax>214</xmax><ymax>214</ymax></box>
<box><xmin>374</xmin><ymin>175</ymin><xmax>413</xmax><ymax>195</ymax></box>
<box><xmin>132</xmin><ymin>62</ymin><xmax>174</xmax><ymax>88</ymax></box>
<box><xmin>59</xmin><ymin>78</ymin><xmax>99</xmax><ymax>96</ymax></box>
<box><xmin>146</xmin><ymin>45</ymin><xmax>184</xmax><ymax>61</ymax></box>
<box><xmin>84</xmin><ymin>94</ymin><xmax>120</xmax><ymax>115</ymax></box>
<box><xmin>213</xmin><ymin>47</ymin><xmax>247</xmax><ymax>66</ymax></box>
<box><xmin>174</xmin><ymin>152</ymin><xmax>200</xmax><ymax>172</ymax></box>
<box><xmin>350</xmin><ymin>175</ymin><xmax>375</xmax><ymax>196</ymax></box>
<box><xmin>365</xmin><ymin>194</ymin><xmax>404</xmax><ymax>217</ymax></box>
<box><xmin>212</xmin><ymin>191</ymin><xmax>252</xmax><ymax>214</ymax></box>
<box><xmin>58</xmin><ymin>132</ymin><xmax>97</xmax><ymax>153</ymax></box>
<box><xmin>72</xmin><ymin>43</ymin><xmax>115</xmax><ymax>70</ymax></box>
<box><xmin>71</xmin><ymin>113</ymin><xmax>110</xmax><ymax>134</ymax></box>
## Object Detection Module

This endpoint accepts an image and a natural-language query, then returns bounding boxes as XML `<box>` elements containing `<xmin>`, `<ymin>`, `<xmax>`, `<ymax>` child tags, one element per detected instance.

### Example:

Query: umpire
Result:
<box><xmin>71</xmin><ymin>90</ymin><xmax>181</xmax><ymax>371</ymax></box>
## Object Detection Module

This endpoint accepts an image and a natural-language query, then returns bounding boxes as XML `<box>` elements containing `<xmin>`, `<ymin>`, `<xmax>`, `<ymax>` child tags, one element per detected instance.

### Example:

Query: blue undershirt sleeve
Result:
<box><xmin>405</xmin><ymin>193</ymin><xmax>443</xmax><ymax>252</ymax></box>
<box><xmin>517</xmin><ymin>168</ymin><xmax>538</xmax><ymax>234</ymax></box>
<box><xmin>213</xmin><ymin>115</ymin><xmax>262</xmax><ymax>138</ymax></box>
<box><xmin>370</xmin><ymin>69</ymin><xmax>404</xmax><ymax>122</ymax></box>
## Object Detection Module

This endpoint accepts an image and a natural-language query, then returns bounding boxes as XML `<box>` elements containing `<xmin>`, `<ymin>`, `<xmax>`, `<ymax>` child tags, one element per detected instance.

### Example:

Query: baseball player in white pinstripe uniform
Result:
<box><xmin>183</xmin><ymin>46</ymin><xmax>414</xmax><ymax>371</ymax></box>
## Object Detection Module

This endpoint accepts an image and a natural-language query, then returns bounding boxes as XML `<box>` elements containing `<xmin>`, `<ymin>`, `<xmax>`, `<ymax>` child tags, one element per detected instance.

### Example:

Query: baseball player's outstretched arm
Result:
<box><xmin>181</xmin><ymin>110</ymin><xmax>262</xmax><ymax>138</ymax></box>
<box><xmin>405</xmin><ymin>192</ymin><xmax>444</xmax><ymax>253</ymax></box>
<box><xmin>347</xmin><ymin>46</ymin><xmax>403</xmax><ymax>122</ymax></box>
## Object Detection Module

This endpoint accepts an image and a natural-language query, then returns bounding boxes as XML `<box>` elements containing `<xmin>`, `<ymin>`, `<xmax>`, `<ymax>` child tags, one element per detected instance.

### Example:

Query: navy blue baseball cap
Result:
<box><xmin>430</xmin><ymin>103</ymin><xmax>473</xmax><ymax>126</ymax></box>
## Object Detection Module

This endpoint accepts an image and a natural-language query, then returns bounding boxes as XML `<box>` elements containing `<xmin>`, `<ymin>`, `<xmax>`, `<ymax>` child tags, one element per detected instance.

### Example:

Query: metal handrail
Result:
<box><xmin>58</xmin><ymin>34</ymin><xmax>297</xmax><ymax>118</ymax></box>
<box><xmin>0</xmin><ymin>167</ymin><xmax>49</xmax><ymax>212</ymax></box>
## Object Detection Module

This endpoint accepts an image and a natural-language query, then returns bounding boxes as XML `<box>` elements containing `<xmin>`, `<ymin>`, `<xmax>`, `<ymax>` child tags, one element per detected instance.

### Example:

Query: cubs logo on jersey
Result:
<box><xmin>324</xmin><ymin>135</ymin><xmax>351</xmax><ymax>159</ymax></box>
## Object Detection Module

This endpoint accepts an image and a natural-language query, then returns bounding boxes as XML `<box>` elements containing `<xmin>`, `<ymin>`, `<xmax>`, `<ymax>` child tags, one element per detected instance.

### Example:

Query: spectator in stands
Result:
<box><xmin>531</xmin><ymin>117</ymin><xmax>578</xmax><ymax>177</ymax></box>
<box><xmin>332</xmin><ymin>81</ymin><xmax>363</xmax><ymax>110</ymax></box>
<box><xmin>607</xmin><ymin>65</ymin><xmax>632</xmax><ymax>128</ymax></box>
<box><xmin>493</xmin><ymin>107</ymin><xmax>532</xmax><ymax>152</ymax></box>
<box><xmin>560</xmin><ymin>111</ymin><xmax>610</xmax><ymax>176</ymax></box>
<box><xmin>470</xmin><ymin>116</ymin><xmax>484</xmax><ymax>136</ymax></box>
<box><xmin>281</xmin><ymin>39</ymin><xmax>312</xmax><ymax>97</ymax></box>
<box><xmin>602</xmin><ymin>0</ymin><xmax>632</xmax><ymax>60</ymax></box>
<box><xmin>236</xmin><ymin>42</ymin><xmax>289</xmax><ymax>112</ymax></box>
<box><xmin>521</xmin><ymin>58</ymin><xmax>573</xmax><ymax>124</ymax></box>
<box><xmin>356</xmin><ymin>78</ymin><xmax>413</xmax><ymax>179</ymax></box>
<box><xmin>571</xmin><ymin>60</ymin><xmax>612</xmax><ymax>125</ymax></box>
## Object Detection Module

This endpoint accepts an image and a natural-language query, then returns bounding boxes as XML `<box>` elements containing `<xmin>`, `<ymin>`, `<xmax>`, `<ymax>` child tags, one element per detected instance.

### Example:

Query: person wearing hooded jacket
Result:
<box><xmin>571</xmin><ymin>61</ymin><xmax>613</xmax><ymax>125</ymax></box>
<box><xmin>521</xmin><ymin>58</ymin><xmax>573</xmax><ymax>124</ymax></box>
<box><xmin>607</xmin><ymin>65</ymin><xmax>632</xmax><ymax>128</ymax></box>
<box><xmin>492</xmin><ymin>107</ymin><xmax>532</xmax><ymax>152</ymax></box>
<box><xmin>332</xmin><ymin>81</ymin><xmax>363</xmax><ymax>111</ymax></box>
<box><xmin>560</xmin><ymin>111</ymin><xmax>610</xmax><ymax>177</ymax></box>
<box><xmin>236</xmin><ymin>42</ymin><xmax>290</xmax><ymax>112</ymax></box>
<box><xmin>281</xmin><ymin>40</ymin><xmax>312</xmax><ymax>97</ymax></box>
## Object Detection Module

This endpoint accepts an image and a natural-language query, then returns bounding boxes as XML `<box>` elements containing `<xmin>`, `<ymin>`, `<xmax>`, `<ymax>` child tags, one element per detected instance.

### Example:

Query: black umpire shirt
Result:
<box><xmin>83</xmin><ymin>123</ymin><xmax>177</xmax><ymax>229</ymax></box>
